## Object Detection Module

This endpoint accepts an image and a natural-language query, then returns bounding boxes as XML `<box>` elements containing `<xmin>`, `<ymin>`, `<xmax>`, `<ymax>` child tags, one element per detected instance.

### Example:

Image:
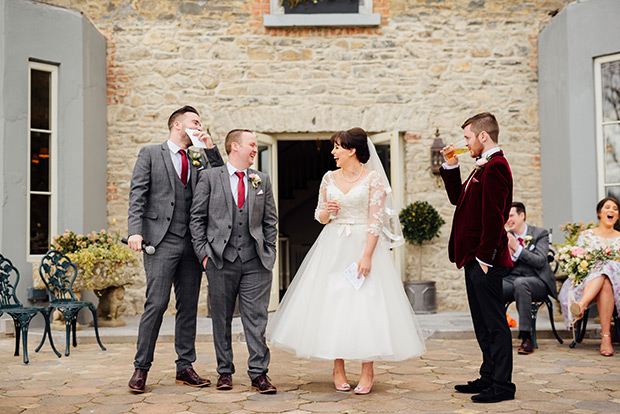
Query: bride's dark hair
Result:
<box><xmin>330</xmin><ymin>127</ymin><xmax>370</xmax><ymax>163</ymax></box>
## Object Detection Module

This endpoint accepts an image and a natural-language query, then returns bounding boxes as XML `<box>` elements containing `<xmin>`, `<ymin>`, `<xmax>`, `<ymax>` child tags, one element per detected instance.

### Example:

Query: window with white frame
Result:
<box><xmin>28</xmin><ymin>61</ymin><xmax>57</xmax><ymax>256</ymax></box>
<box><xmin>264</xmin><ymin>0</ymin><xmax>380</xmax><ymax>27</ymax></box>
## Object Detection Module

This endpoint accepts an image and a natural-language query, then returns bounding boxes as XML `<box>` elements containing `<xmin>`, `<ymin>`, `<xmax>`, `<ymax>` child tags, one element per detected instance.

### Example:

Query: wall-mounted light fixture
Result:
<box><xmin>430</xmin><ymin>128</ymin><xmax>445</xmax><ymax>175</ymax></box>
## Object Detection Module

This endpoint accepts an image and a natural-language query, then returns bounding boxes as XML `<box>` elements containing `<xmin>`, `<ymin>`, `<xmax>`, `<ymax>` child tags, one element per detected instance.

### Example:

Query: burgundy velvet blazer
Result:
<box><xmin>440</xmin><ymin>150</ymin><xmax>514</xmax><ymax>269</ymax></box>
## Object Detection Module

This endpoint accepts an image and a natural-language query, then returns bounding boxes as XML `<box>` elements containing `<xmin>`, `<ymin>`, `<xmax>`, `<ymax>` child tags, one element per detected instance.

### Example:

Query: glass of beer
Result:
<box><xmin>441</xmin><ymin>140</ymin><xmax>469</xmax><ymax>160</ymax></box>
<box><xmin>328</xmin><ymin>196</ymin><xmax>340</xmax><ymax>220</ymax></box>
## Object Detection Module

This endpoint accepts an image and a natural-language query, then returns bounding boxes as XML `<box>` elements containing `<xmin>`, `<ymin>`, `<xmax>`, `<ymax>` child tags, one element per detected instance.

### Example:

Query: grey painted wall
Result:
<box><xmin>1</xmin><ymin>0</ymin><xmax>106</xmax><ymax>304</ymax></box>
<box><xmin>539</xmin><ymin>0</ymin><xmax>620</xmax><ymax>241</ymax></box>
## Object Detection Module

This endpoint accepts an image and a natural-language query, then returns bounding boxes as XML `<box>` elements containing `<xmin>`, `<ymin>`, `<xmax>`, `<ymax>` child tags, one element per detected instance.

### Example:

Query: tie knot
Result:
<box><xmin>235</xmin><ymin>171</ymin><xmax>245</xmax><ymax>179</ymax></box>
<box><xmin>517</xmin><ymin>237</ymin><xmax>524</xmax><ymax>247</ymax></box>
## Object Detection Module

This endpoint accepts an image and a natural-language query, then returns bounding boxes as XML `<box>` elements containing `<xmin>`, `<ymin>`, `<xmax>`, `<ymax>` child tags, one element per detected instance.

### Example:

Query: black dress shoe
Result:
<box><xmin>251</xmin><ymin>374</ymin><xmax>277</xmax><ymax>394</ymax></box>
<box><xmin>471</xmin><ymin>387</ymin><xmax>515</xmax><ymax>403</ymax></box>
<box><xmin>216</xmin><ymin>374</ymin><xmax>233</xmax><ymax>390</ymax></box>
<box><xmin>454</xmin><ymin>378</ymin><xmax>492</xmax><ymax>394</ymax></box>
<box><xmin>175</xmin><ymin>367</ymin><xmax>211</xmax><ymax>387</ymax></box>
<box><xmin>128</xmin><ymin>368</ymin><xmax>148</xmax><ymax>393</ymax></box>
<box><xmin>518</xmin><ymin>338</ymin><xmax>534</xmax><ymax>354</ymax></box>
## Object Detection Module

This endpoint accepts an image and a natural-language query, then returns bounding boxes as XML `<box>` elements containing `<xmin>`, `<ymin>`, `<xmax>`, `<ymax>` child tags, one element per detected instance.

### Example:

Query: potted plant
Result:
<box><xmin>399</xmin><ymin>201</ymin><xmax>445</xmax><ymax>314</ymax></box>
<box><xmin>33</xmin><ymin>229</ymin><xmax>139</xmax><ymax>326</ymax></box>
<box><xmin>282</xmin><ymin>0</ymin><xmax>359</xmax><ymax>14</ymax></box>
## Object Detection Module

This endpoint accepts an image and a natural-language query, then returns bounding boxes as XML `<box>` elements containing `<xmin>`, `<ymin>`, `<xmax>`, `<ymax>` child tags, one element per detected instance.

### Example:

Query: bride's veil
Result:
<box><xmin>365</xmin><ymin>137</ymin><xmax>405</xmax><ymax>248</ymax></box>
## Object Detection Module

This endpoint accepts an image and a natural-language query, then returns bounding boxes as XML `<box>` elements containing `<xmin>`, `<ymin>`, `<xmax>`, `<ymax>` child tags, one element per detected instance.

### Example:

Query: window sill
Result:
<box><xmin>263</xmin><ymin>13</ymin><xmax>381</xmax><ymax>28</ymax></box>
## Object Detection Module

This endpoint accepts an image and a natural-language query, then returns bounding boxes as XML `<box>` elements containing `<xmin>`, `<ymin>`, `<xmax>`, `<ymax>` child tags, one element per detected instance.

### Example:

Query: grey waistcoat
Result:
<box><xmin>222</xmin><ymin>203</ymin><xmax>258</xmax><ymax>263</ymax></box>
<box><xmin>167</xmin><ymin>176</ymin><xmax>193</xmax><ymax>238</ymax></box>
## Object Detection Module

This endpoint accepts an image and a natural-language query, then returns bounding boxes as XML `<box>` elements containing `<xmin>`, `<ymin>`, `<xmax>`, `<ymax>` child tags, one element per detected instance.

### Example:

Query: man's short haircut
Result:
<box><xmin>512</xmin><ymin>202</ymin><xmax>526</xmax><ymax>220</ymax></box>
<box><xmin>167</xmin><ymin>105</ymin><xmax>199</xmax><ymax>131</ymax></box>
<box><xmin>461</xmin><ymin>112</ymin><xmax>499</xmax><ymax>143</ymax></box>
<box><xmin>225</xmin><ymin>129</ymin><xmax>253</xmax><ymax>154</ymax></box>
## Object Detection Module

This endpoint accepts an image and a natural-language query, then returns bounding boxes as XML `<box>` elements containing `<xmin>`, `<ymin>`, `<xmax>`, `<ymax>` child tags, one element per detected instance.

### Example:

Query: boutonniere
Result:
<box><xmin>475</xmin><ymin>156</ymin><xmax>490</xmax><ymax>171</ymax></box>
<box><xmin>188</xmin><ymin>150</ymin><xmax>202</xmax><ymax>167</ymax></box>
<box><xmin>248</xmin><ymin>173</ymin><xmax>262</xmax><ymax>189</ymax></box>
<box><xmin>523</xmin><ymin>235</ymin><xmax>533</xmax><ymax>247</ymax></box>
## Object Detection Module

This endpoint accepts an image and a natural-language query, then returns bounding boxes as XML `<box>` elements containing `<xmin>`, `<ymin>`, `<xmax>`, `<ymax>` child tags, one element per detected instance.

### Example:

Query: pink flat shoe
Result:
<box><xmin>334</xmin><ymin>382</ymin><xmax>351</xmax><ymax>392</ymax></box>
<box><xmin>354</xmin><ymin>377</ymin><xmax>374</xmax><ymax>395</ymax></box>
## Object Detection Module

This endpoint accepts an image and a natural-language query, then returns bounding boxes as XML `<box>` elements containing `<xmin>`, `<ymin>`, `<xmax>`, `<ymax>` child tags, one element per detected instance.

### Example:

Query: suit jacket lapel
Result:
<box><xmin>247</xmin><ymin>169</ymin><xmax>258</xmax><ymax>225</ymax></box>
<box><xmin>160</xmin><ymin>143</ymin><xmax>177</xmax><ymax>190</ymax></box>
<box><xmin>218</xmin><ymin>167</ymin><xmax>234</xmax><ymax>214</ymax></box>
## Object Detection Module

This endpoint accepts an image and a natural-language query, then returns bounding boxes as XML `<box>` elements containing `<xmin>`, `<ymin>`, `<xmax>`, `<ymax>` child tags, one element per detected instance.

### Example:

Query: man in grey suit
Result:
<box><xmin>127</xmin><ymin>106</ymin><xmax>224</xmax><ymax>392</ymax></box>
<box><xmin>503</xmin><ymin>202</ymin><xmax>558</xmax><ymax>355</ymax></box>
<box><xmin>190</xmin><ymin>129</ymin><xmax>278</xmax><ymax>394</ymax></box>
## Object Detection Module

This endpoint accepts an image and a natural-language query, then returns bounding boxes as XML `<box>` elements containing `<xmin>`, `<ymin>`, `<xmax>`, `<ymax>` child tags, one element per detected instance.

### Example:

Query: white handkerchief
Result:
<box><xmin>343</xmin><ymin>262</ymin><xmax>364</xmax><ymax>290</ymax></box>
<box><xmin>257</xmin><ymin>189</ymin><xmax>264</xmax><ymax>195</ymax></box>
<box><xmin>186</xmin><ymin>129</ymin><xmax>207</xmax><ymax>149</ymax></box>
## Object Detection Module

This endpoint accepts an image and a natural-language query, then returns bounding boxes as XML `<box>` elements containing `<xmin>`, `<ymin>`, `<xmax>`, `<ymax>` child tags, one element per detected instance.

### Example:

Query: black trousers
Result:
<box><xmin>464</xmin><ymin>260</ymin><xmax>516</xmax><ymax>394</ymax></box>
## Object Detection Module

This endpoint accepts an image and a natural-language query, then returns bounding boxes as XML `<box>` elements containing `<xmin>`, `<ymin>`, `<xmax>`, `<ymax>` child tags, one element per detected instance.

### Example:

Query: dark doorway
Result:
<box><xmin>277</xmin><ymin>140</ymin><xmax>333</xmax><ymax>299</ymax></box>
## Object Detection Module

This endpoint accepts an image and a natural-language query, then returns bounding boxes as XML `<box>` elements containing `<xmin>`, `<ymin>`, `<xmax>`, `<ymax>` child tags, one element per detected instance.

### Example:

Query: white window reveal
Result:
<box><xmin>264</xmin><ymin>0</ymin><xmax>380</xmax><ymax>27</ymax></box>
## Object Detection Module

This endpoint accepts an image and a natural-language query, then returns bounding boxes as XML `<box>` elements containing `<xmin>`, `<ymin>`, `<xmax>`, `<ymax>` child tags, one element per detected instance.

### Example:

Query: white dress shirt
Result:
<box><xmin>166</xmin><ymin>140</ymin><xmax>191</xmax><ymax>181</ymax></box>
<box><xmin>226</xmin><ymin>161</ymin><xmax>248</xmax><ymax>206</ymax></box>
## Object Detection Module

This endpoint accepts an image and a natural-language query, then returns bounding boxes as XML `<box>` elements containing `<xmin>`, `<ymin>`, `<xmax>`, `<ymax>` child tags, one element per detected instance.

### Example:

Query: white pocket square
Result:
<box><xmin>257</xmin><ymin>190</ymin><xmax>264</xmax><ymax>195</ymax></box>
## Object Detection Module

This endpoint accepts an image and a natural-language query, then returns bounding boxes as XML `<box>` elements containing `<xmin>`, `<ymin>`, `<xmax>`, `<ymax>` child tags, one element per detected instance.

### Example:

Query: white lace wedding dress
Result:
<box><xmin>267</xmin><ymin>170</ymin><xmax>426</xmax><ymax>362</ymax></box>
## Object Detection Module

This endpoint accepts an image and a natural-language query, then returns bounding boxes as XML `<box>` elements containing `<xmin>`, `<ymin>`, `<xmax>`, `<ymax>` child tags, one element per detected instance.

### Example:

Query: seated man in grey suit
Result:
<box><xmin>127</xmin><ymin>106</ymin><xmax>224</xmax><ymax>392</ymax></box>
<box><xmin>503</xmin><ymin>202</ymin><xmax>558</xmax><ymax>355</ymax></box>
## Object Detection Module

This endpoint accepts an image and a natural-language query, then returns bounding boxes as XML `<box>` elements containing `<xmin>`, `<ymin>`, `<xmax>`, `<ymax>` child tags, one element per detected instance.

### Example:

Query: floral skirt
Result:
<box><xmin>558</xmin><ymin>260</ymin><xmax>620</xmax><ymax>327</ymax></box>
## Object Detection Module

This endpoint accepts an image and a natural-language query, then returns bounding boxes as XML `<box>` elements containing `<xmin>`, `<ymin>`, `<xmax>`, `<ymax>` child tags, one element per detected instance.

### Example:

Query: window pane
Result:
<box><xmin>601</xmin><ymin>60</ymin><xmax>620</xmax><ymax>122</ymax></box>
<box><xmin>31</xmin><ymin>69</ymin><xmax>50</xmax><ymax>130</ymax></box>
<box><xmin>604</xmin><ymin>124</ymin><xmax>620</xmax><ymax>184</ymax></box>
<box><xmin>606</xmin><ymin>186</ymin><xmax>620</xmax><ymax>202</ymax></box>
<box><xmin>30</xmin><ymin>131</ymin><xmax>50</xmax><ymax>192</ymax></box>
<box><xmin>30</xmin><ymin>194</ymin><xmax>50</xmax><ymax>255</ymax></box>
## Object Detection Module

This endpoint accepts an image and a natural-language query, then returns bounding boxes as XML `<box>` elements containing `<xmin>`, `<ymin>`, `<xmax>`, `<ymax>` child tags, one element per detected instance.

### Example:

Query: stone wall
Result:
<box><xmin>40</xmin><ymin>0</ymin><xmax>572</xmax><ymax>312</ymax></box>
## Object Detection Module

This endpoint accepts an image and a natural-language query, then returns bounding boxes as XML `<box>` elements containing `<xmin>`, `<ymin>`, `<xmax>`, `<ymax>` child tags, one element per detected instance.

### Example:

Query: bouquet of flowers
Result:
<box><xmin>556</xmin><ymin>244</ymin><xmax>620</xmax><ymax>286</ymax></box>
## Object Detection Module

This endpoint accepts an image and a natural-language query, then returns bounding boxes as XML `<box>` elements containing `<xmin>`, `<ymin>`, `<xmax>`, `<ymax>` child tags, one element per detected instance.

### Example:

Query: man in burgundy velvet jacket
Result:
<box><xmin>440</xmin><ymin>112</ymin><xmax>516</xmax><ymax>403</ymax></box>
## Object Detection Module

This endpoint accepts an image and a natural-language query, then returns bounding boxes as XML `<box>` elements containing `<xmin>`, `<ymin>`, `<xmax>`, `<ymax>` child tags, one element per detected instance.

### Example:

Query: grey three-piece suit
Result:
<box><xmin>503</xmin><ymin>225</ymin><xmax>558</xmax><ymax>333</ymax></box>
<box><xmin>190</xmin><ymin>164</ymin><xmax>278</xmax><ymax>379</ymax></box>
<box><xmin>128</xmin><ymin>142</ymin><xmax>223</xmax><ymax>371</ymax></box>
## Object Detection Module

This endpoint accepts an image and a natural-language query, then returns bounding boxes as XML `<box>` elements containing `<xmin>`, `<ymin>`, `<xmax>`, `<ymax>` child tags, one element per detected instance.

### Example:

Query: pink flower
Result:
<box><xmin>571</xmin><ymin>247</ymin><xmax>586</xmax><ymax>256</ymax></box>
<box><xmin>476</xmin><ymin>158</ymin><xmax>489</xmax><ymax>167</ymax></box>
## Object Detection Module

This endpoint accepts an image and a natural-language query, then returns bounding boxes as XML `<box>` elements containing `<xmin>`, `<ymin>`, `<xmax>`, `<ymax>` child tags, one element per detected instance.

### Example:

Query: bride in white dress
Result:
<box><xmin>267</xmin><ymin>128</ymin><xmax>426</xmax><ymax>395</ymax></box>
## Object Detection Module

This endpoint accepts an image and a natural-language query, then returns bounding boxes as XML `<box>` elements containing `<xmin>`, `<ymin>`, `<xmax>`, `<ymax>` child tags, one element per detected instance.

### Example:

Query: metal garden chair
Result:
<box><xmin>38</xmin><ymin>250</ymin><xmax>106</xmax><ymax>356</ymax></box>
<box><xmin>0</xmin><ymin>253</ymin><xmax>60</xmax><ymax>363</ymax></box>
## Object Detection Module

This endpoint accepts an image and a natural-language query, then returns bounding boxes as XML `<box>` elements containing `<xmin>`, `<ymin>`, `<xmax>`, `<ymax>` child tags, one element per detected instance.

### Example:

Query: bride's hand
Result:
<box><xmin>326</xmin><ymin>201</ymin><xmax>341</xmax><ymax>216</ymax></box>
<box><xmin>357</xmin><ymin>254</ymin><xmax>371</xmax><ymax>278</ymax></box>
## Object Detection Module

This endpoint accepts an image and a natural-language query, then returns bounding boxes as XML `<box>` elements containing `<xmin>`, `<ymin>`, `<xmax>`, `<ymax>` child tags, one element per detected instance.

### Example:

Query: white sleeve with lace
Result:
<box><xmin>367</xmin><ymin>171</ymin><xmax>386</xmax><ymax>236</ymax></box>
<box><xmin>314</xmin><ymin>172</ymin><xmax>330</xmax><ymax>223</ymax></box>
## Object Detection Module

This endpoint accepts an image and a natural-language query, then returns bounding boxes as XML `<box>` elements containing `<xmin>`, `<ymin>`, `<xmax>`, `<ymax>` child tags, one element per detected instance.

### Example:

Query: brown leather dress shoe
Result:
<box><xmin>216</xmin><ymin>374</ymin><xmax>233</xmax><ymax>390</ymax></box>
<box><xmin>175</xmin><ymin>367</ymin><xmax>211</xmax><ymax>387</ymax></box>
<box><xmin>128</xmin><ymin>368</ymin><xmax>148</xmax><ymax>393</ymax></box>
<box><xmin>251</xmin><ymin>374</ymin><xmax>277</xmax><ymax>394</ymax></box>
<box><xmin>518</xmin><ymin>338</ymin><xmax>534</xmax><ymax>354</ymax></box>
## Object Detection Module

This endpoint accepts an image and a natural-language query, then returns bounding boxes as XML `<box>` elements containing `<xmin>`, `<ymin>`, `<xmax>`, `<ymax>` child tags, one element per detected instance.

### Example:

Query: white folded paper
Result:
<box><xmin>343</xmin><ymin>262</ymin><xmax>365</xmax><ymax>290</ymax></box>
<box><xmin>185</xmin><ymin>129</ymin><xmax>207</xmax><ymax>149</ymax></box>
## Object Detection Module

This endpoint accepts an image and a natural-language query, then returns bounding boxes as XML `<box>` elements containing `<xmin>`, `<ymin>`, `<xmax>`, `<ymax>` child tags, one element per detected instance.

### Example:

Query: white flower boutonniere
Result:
<box><xmin>248</xmin><ymin>173</ymin><xmax>262</xmax><ymax>189</ymax></box>
<box><xmin>189</xmin><ymin>151</ymin><xmax>202</xmax><ymax>167</ymax></box>
<box><xmin>523</xmin><ymin>235</ymin><xmax>533</xmax><ymax>247</ymax></box>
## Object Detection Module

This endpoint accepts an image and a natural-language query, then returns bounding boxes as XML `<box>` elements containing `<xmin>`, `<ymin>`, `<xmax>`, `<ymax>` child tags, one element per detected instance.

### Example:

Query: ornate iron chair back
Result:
<box><xmin>0</xmin><ymin>253</ymin><xmax>22</xmax><ymax>309</ymax></box>
<box><xmin>38</xmin><ymin>250</ymin><xmax>79</xmax><ymax>303</ymax></box>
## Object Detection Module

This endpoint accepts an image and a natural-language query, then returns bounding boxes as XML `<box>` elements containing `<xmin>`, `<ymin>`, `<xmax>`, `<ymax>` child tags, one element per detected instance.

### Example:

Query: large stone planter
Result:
<box><xmin>404</xmin><ymin>280</ymin><xmax>437</xmax><ymax>314</ymax></box>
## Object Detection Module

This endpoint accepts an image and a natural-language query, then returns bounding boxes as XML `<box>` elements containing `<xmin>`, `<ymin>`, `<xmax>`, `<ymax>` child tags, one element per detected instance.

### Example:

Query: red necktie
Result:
<box><xmin>517</xmin><ymin>237</ymin><xmax>524</xmax><ymax>247</ymax></box>
<box><xmin>180</xmin><ymin>150</ymin><xmax>188</xmax><ymax>185</ymax></box>
<box><xmin>235</xmin><ymin>171</ymin><xmax>245</xmax><ymax>208</ymax></box>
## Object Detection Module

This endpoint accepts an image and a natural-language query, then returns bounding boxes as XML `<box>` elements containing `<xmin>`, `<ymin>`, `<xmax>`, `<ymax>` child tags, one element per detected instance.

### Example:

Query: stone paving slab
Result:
<box><xmin>1</xmin><ymin>336</ymin><xmax>619</xmax><ymax>413</ymax></box>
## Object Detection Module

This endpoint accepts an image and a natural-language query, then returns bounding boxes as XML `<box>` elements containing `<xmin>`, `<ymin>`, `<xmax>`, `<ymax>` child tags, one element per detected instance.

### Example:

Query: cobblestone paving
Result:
<box><xmin>1</xmin><ymin>337</ymin><xmax>619</xmax><ymax>413</ymax></box>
